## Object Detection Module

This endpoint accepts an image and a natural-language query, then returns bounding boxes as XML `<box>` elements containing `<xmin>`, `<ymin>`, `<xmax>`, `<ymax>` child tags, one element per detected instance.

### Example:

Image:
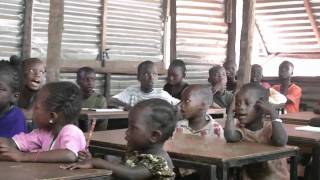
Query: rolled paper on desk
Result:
<box><xmin>86</xmin><ymin>118</ymin><xmax>97</xmax><ymax>149</ymax></box>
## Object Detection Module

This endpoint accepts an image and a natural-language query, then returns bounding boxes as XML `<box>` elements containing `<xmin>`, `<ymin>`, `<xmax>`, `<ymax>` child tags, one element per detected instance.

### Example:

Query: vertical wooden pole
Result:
<box><xmin>170</xmin><ymin>0</ymin><xmax>176</xmax><ymax>62</ymax></box>
<box><xmin>104</xmin><ymin>73</ymin><xmax>111</xmax><ymax>100</ymax></box>
<box><xmin>226</xmin><ymin>0</ymin><xmax>237</xmax><ymax>66</ymax></box>
<box><xmin>237</xmin><ymin>0</ymin><xmax>255</xmax><ymax>89</ymax></box>
<box><xmin>46</xmin><ymin>0</ymin><xmax>64</xmax><ymax>82</ymax></box>
<box><xmin>22</xmin><ymin>0</ymin><xmax>34</xmax><ymax>59</ymax></box>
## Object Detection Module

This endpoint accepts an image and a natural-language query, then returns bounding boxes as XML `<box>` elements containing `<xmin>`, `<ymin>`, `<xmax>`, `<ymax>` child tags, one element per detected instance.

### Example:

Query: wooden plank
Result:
<box><xmin>170</xmin><ymin>0</ymin><xmax>176</xmax><ymax>62</ymax></box>
<box><xmin>22</xmin><ymin>0</ymin><xmax>33</xmax><ymax>59</ymax></box>
<box><xmin>226</xmin><ymin>0</ymin><xmax>237</xmax><ymax>65</ymax></box>
<box><xmin>237</xmin><ymin>0</ymin><xmax>256</xmax><ymax>89</ymax></box>
<box><xmin>303</xmin><ymin>0</ymin><xmax>320</xmax><ymax>46</ymax></box>
<box><xmin>99</xmin><ymin>0</ymin><xmax>108</xmax><ymax>67</ymax></box>
<box><xmin>46</xmin><ymin>0</ymin><xmax>64</xmax><ymax>82</ymax></box>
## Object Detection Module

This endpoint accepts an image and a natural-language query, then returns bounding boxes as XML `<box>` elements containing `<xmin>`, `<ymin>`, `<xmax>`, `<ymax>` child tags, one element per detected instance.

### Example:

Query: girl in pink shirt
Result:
<box><xmin>0</xmin><ymin>81</ymin><xmax>86</xmax><ymax>163</ymax></box>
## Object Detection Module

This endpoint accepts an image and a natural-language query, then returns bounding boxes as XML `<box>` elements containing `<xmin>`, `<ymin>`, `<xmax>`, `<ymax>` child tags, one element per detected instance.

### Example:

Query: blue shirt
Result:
<box><xmin>0</xmin><ymin>106</ymin><xmax>27</xmax><ymax>138</ymax></box>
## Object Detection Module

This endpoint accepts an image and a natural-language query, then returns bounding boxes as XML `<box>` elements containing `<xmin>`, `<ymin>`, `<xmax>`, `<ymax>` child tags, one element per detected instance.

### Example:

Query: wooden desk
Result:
<box><xmin>280</xmin><ymin>111</ymin><xmax>320</xmax><ymax>125</ymax></box>
<box><xmin>89</xmin><ymin>129</ymin><xmax>298</xmax><ymax>180</ymax></box>
<box><xmin>285</xmin><ymin>124</ymin><xmax>320</xmax><ymax>179</ymax></box>
<box><xmin>0</xmin><ymin>161</ymin><xmax>111</xmax><ymax>180</ymax></box>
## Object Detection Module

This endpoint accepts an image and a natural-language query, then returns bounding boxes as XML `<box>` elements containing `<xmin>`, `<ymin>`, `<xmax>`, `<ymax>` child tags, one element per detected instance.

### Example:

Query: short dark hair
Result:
<box><xmin>169</xmin><ymin>59</ymin><xmax>186</xmax><ymax>76</ymax></box>
<box><xmin>43</xmin><ymin>81</ymin><xmax>82</xmax><ymax>124</ymax></box>
<box><xmin>184</xmin><ymin>85</ymin><xmax>213</xmax><ymax>107</ymax></box>
<box><xmin>280</xmin><ymin>61</ymin><xmax>294</xmax><ymax>69</ymax></box>
<box><xmin>209</xmin><ymin>65</ymin><xmax>224</xmax><ymax>76</ymax></box>
<box><xmin>137</xmin><ymin>61</ymin><xmax>155</xmax><ymax>77</ymax></box>
<box><xmin>238</xmin><ymin>83</ymin><xmax>268</xmax><ymax>101</ymax></box>
<box><xmin>76</xmin><ymin>66</ymin><xmax>95</xmax><ymax>82</ymax></box>
<box><xmin>21</xmin><ymin>58</ymin><xmax>44</xmax><ymax>75</ymax></box>
<box><xmin>0</xmin><ymin>58</ymin><xmax>21</xmax><ymax>93</ymax></box>
<box><xmin>133</xmin><ymin>99</ymin><xmax>179</xmax><ymax>142</ymax></box>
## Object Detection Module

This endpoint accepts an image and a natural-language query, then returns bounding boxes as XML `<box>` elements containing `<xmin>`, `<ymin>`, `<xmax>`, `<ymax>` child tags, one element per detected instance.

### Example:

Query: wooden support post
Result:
<box><xmin>46</xmin><ymin>0</ymin><xmax>64</xmax><ymax>82</ymax></box>
<box><xmin>170</xmin><ymin>0</ymin><xmax>176</xmax><ymax>62</ymax></box>
<box><xmin>226</xmin><ymin>0</ymin><xmax>237</xmax><ymax>66</ymax></box>
<box><xmin>237</xmin><ymin>0</ymin><xmax>255</xmax><ymax>90</ymax></box>
<box><xmin>22</xmin><ymin>0</ymin><xmax>34</xmax><ymax>59</ymax></box>
<box><xmin>104</xmin><ymin>73</ymin><xmax>111</xmax><ymax>100</ymax></box>
<box><xmin>304</xmin><ymin>0</ymin><xmax>320</xmax><ymax>46</ymax></box>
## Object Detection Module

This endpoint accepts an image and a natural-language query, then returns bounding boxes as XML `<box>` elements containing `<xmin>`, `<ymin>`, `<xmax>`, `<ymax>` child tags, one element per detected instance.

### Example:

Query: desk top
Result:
<box><xmin>285</xmin><ymin>123</ymin><xmax>320</xmax><ymax>144</ymax></box>
<box><xmin>91</xmin><ymin>129</ymin><xmax>298</xmax><ymax>167</ymax></box>
<box><xmin>279</xmin><ymin>111</ymin><xmax>320</xmax><ymax>125</ymax></box>
<box><xmin>0</xmin><ymin>161</ymin><xmax>111</xmax><ymax>180</ymax></box>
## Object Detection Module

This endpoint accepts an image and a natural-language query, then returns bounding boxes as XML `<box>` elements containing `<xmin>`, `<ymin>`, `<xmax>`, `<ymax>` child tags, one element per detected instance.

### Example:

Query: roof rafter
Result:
<box><xmin>303</xmin><ymin>0</ymin><xmax>320</xmax><ymax>46</ymax></box>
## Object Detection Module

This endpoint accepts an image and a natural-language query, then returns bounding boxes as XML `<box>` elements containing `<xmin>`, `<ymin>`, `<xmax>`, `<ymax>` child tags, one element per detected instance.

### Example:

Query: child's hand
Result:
<box><xmin>255</xmin><ymin>99</ymin><xmax>277</xmax><ymax>119</ymax></box>
<box><xmin>60</xmin><ymin>159</ymin><xmax>94</xmax><ymax>170</ymax></box>
<box><xmin>0</xmin><ymin>143</ymin><xmax>24</xmax><ymax>162</ymax></box>
<box><xmin>77</xmin><ymin>150</ymin><xmax>92</xmax><ymax>162</ymax></box>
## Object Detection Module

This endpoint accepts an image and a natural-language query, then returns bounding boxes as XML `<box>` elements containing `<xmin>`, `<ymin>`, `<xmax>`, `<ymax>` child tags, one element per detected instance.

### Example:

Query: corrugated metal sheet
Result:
<box><xmin>62</xmin><ymin>0</ymin><xmax>101</xmax><ymax>61</ymax></box>
<box><xmin>105</xmin><ymin>0</ymin><xmax>164</xmax><ymax>62</ymax></box>
<box><xmin>31</xmin><ymin>0</ymin><xmax>49</xmax><ymax>59</ymax></box>
<box><xmin>0</xmin><ymin>0</ymin><xmax>24</xmax><ymax>60</ymax></box>
<box><xmin>176</xmin><ymin>0</ymin><xmax>228</xmax><ymax>85</ymax></box>
<box><xmin>256</xmin><ymin>0</ymin><xmax>320</xmax><ymax>53</ymax></box>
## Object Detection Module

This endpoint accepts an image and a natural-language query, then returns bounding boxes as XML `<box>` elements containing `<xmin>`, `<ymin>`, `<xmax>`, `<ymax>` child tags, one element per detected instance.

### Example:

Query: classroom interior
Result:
<box><xmin>1</xmin><ymin>0</ymin><xmax>320</xmax><ymax>180</ymax></box>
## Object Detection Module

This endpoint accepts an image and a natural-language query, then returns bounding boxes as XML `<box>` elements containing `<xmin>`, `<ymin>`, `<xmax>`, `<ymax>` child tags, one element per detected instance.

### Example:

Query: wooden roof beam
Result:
<box><xmin>304</xmin><ymin>0</ymin><xmax>320</xmax><ymax>46</ymax></box>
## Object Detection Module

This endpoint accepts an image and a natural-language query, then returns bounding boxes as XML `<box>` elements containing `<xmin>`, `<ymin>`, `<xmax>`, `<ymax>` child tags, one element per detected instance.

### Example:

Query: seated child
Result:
<box><xmin>0</xmin><ymin>59</ymin><xmax>27</xmax><ymax>137</ymax></box>
<box><xmin>208</xmin><ymin>65</ymin><xmax>233</xmax><ymax>110</ymax></box>
<box><xmin>224</xmin><ymin>83</ymin><xmax>289</xmax><ymax>180</ymax></box>
<box><xmin>0</xmin><ymin>82</ymin><xmax>86</xmax><ymax>163</ymax></box>
<box><xmin>109</xmin><ymin>61</ymin><xmax>180</xmax><ymax>110</ymax></box>
<box><xmin>62</xmin><ymin>99</ymin><xmax>177</xmax><ymax>180</ymax></box>
<box><xmin>18</xmin><ymin>58</ymin><xmax>46</xmax><ymax>120</ymax></box>
<box><xmin>76</xmin><ymin>66</ymin><xmax>107</xmax><ymax>131</ymax></box>
<box><xmin>176</xmin><ymin>84</ymin><xmax>223</xmax><ymax>138</ymax></box>
<box><xmin>223</xmin><ymin>61</ymin><xmax>237</xmax><ymax>92</ymax></box>
<box><xmin>272</xmin><ymin>61</ymin><xmax>302</xmax><ymax>113</ymax></box>
<box><xmin>163</xmin><ymin>59</ymin><xmax>188</xmax><ymax>99</ymax></box>
<box><xmin>250</xmin><ymin>64</ymin><xmax>271</xmax><ymax>89</ymax></box>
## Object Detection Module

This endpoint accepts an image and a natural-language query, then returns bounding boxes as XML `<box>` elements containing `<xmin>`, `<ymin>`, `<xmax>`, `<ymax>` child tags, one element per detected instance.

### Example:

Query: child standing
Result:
<box><xmin>0</xmin><ymin>82</ymin><xmax>86</xmax><ymax>163</ymax></box>
<box><xmin>76</xmin><ymin>67</ymin><xmax>107</xmax><ymax>131</ymax></box>
<box><xmin>18</xmin><ymin>58</ymin><xmax>46</xmax><ymax>120</ymax></box>
<box><xmin>63</xmin><ymin>99</ymin><xmax>177</xmax><ymax>180</ymax></box>
<box><xmin>177</xmin><ymin>84</ymin><xmax>223</xmax><ymax>138</ymax></box>
<box><xmin>109</xmin><ymin>61</ymin><xmax>180</xmax><ymax>110</ymax></box>
<box><xmin>163</xmin><ymin>59</ymin><xmax>188</xmax><ymax>100</ymax></box>
<box><xmin>0</xmin><ymin>59</ymin><xmax>26</xmax><ymax>137</ymax></box>
<box><xmin>272</xmin><ymin>61</ymin><xmax>302</xmax><ymax>113</ymax></box>
<box><xmin>224</xmin><ymin>83</ymin><xmax>289</xmax><ymax>180</ymax></box>
<box><xmin>208</xmin><ymin>65</ymin><xmax>233</xmax><ymax>110</ymax></box>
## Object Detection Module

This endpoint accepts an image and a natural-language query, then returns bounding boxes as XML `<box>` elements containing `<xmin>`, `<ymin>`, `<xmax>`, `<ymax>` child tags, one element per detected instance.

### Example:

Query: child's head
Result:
<box><xmin>180</xmin><ymin>85</ymin><xmax>213</xmax><ymax>120</ymax></box>
<box><xmin>126</xmin><ymin>99</ymin><xmax>178</xmax><ymax>151</ymax></box>
<box><xmin>208</xmin><ymin>65</ymin><xmax>227</xmax><ymax>89</ymax></box>
<box><xmin>167</xmin><ymin>59</ymin><xmax>186</xmax><ymax>86</ymax></box>
<box><xmin>278</xmin><ymin>61</ymin><xmax>294</xmax><ymax>79</ymax></box>
<box><xmin>21</xmin><ymin>58</ymin><xmax>46</xmax><ymax>91</ymax></box>
<box><xmin>223</xmin><ymin>61</ymin><xmax>237</xmax><ymax>80</ymax></box>
<box><xmin>235</xmin><ymin>83</ymin><xmax>268</xmax><ymax>126</ymax></box>
<box><xmin>76</xmin><ymin>67</ymin><xmax>96</xmax><ymax>97</ymax></box>
<box><xmin>33</xmin><ymin>81</ymin><xmax>82</xmax><ymax>130</ymax></box>
<box><xmin>0</xmin><ymin>59</ymin><xmax>21</xmax><ymax>107</ymax></box>
<box><xmin>137</xmin><ymin>61</ymin><xmax>158</xmax><ymax>92</ymax></box>
<box><xmin>250</xmin><ymin>64</ymin><xmax>263</xmax><ymax>83</ymax></box>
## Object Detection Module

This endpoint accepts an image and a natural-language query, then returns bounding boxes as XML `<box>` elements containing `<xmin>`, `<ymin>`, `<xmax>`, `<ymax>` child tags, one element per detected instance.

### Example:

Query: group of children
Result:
<box><xmin>0</xmin><ymin>55</ymin><xmax>306</xmax><ymax>179</ymax></box>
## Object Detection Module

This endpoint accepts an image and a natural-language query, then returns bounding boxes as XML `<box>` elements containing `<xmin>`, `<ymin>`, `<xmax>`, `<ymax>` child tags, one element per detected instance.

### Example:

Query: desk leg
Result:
<box><xmin>312</xmin><ymin>144</ymin><xmax>320</xmax><ymax>180</ymax></box>
<box><xmin>217</xmin><ymin>166</ymin><xmax>228</xmax><ymax>180</ymax></box>
<box><xmin>290</xmin><ymin>155</ymin><xmax>298</xmax><ymax>180</ymax></box>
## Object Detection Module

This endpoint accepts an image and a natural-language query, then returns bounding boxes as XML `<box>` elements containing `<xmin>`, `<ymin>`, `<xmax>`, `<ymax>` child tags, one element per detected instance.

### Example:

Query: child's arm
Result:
<box><xmin>108</xmin><ymin>98</ymin><xmax>131</xmax><ymax>110</ymax></box>
<box><xmin>224</xmin><ymin>107</ymin><xmax>242</xmax><ymax>142</ymax></box>
<box><xmin>63</xmin><ymin>158</ymin><xmax>153</xmax><ymax>180</ymax></box>
<box><xmin>255</xmin><ymin>99</ymin><xmax>288</xmax><ymax>146</ymax></box>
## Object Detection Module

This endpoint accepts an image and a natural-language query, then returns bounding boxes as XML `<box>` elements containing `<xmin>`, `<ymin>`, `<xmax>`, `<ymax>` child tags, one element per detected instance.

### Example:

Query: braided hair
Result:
<box><xmin>42</xmin><ymin>81</ymin><xmax>82</xmax><ymax>124</ymax></box>
<box><xmin>133</xmin><ymin>99</ymin><xmax>179</xmax><ymax>142</ymax></box>
<box><xmin>0</xmin><ymin>57</ymin><xmax>21</xmax><ymax>94</ymax></box>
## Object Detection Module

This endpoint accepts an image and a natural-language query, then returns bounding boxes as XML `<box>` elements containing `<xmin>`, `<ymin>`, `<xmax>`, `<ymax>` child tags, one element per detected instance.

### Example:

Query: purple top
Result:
<box><xmin>13</xmin><ymin>124</ymin><xmax>86</xmax><ymax>156</ymax></box>
<box><xmin>0</xmin><ymin>106</ymin><xmax>26</xmax><ymax>138</ymax></box>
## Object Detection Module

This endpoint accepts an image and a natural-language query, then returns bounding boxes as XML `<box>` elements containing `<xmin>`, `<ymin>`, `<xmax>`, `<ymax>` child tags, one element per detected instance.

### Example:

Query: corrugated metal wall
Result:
<box><xmin>176</xmin><ymin>0</ymin><xmax>228</xmax><ymax>85</ymax></box>
<box><xmin>105</xmin><ymin>0</ymin><xmax>164</xmax><ymax>62</ymax></box>
<box><xmin>0</xmin><ymin>0</ymin><xmax>24</xmax><ymax>60</ymax></box>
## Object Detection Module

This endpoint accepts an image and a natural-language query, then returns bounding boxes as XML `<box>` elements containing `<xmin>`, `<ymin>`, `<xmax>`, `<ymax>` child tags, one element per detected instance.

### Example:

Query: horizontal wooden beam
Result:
<box><xmin>60</xmin><ymin>60</ymin><xmax>166</xmax><ymax>75</ymax></box>
<box><xmin>271</xmin><ymin>52</ymin><xmax>320</xmax><ymax>59</ymax></box>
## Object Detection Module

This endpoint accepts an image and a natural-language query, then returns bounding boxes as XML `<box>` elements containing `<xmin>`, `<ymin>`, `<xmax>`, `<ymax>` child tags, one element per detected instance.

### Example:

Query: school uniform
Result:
<box><xmin>0</xmin><ymin>106</ymin><xmax>27</xmax><ymax>138</ymax></box>
<box><xmin>272</xmin><ymin>83</ymin><xmax>302</xmax><ymax>113</ymax></box>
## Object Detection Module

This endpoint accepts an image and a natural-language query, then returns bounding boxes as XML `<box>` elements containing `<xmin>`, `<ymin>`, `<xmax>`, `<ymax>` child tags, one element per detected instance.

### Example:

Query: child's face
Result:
<box><xmin>125</xmin><ymin>107</ymin><xmax>152</xmax><ymax>151</ymax></box>
<box><xmin>235</xmin><ymin>89</ymin><xmax>260</xmax><ymax>126</ymax></box>
<box><xmin>167</xmin><ymin>66</ymin><xmax>184</xmax><ymax>85</ymax></box>
<box><xmin>208</xmin><ymin>68</ymin><xmax>227</xmax><ymax>88</ymax></box>
<box><xmin>25</xmin><ymin>62</ymin><xmax>46</xmax><ymax>91</ymax></box>
<box><xmin>180</xmin><ymin>88</ymin><xmax>203</xmax><ymax>120</ymax></box>
<box><xmin>138</xmin><ymin>65</ymin><xmax>158</xmax><ymax>91</ymax></box>
<box><xmin>278</xmin><ymin>62</ymin><xmax>293</xmax><ymax>79</ymax></box>
<box><xmin>78</xmin><ymin>72</ymin><xmax>96</xmax><ymax>96</ymax></box>
<box><xmin>224</xmin><ymin>63</ymin><xmax>236</xmax><ymax>80</ymax></box>
<box><xmin>251</xmin><ymin>66</ymin><xmax>263</xmax><ymax>83</ymax></box>
<box><xmin>32</xmin><ymin>88</ymin><xmax>52</xmax><ymax>129</ymax></box>
<box><xmin>0</xmin><ymin>79</ymin><xmax>16</xmax><ymax>110</ymax></box>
